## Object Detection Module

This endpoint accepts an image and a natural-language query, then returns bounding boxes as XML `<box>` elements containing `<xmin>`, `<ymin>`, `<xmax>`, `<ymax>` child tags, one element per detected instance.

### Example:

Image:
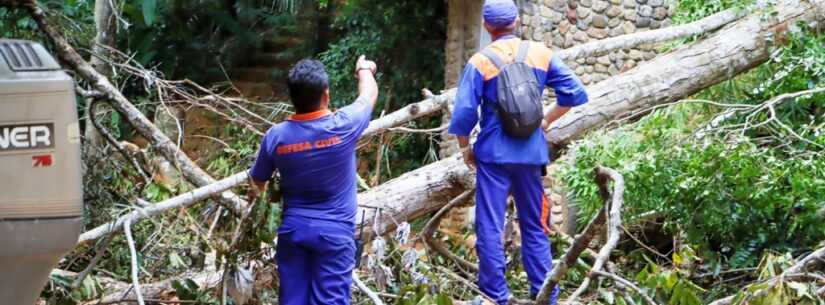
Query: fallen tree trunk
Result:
<box><xmin>362</xmin><ymin>8</ymin><xmax>743</xmax><ymax>138</ymax></box>
<box><xmin>545</xmin><ymin>0</ymin><xmax>825</xmax><ymax>146</ymax></box>
<box><xmin>557</xmin><ymin>9</ymin><xmax>742</xmax><ymax>61</ymax></box>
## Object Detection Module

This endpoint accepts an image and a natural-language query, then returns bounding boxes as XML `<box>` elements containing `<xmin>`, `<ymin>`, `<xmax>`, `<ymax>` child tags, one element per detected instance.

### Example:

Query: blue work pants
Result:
<box><xmin>475</xmin><ymin>162</ymin><xmax>560</xmax><ymax>305</ymax></box>
<box><xmin>277</xmin><ymin>215</ymin><xmax>356</xmax><ymax>305</ymax></box>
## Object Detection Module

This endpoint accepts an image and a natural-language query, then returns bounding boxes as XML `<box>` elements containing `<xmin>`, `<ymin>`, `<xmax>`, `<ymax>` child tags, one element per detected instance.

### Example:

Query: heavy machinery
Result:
<box><xmin>0</xmin><ymin>39</ymin><xmax>83</xmax><ymax>304</ymax></box>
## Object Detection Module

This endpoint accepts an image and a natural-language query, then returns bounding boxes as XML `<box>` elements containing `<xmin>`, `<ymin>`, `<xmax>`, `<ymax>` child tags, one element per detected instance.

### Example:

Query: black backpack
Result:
<box><xmin>480</xmin><ymin>40</ymin><xmax>544</xmax><ymax>138</ymax></box>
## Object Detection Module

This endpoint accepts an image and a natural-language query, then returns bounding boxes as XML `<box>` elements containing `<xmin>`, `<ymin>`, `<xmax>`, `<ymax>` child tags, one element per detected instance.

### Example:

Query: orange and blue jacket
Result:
<box><xmin>448</xmin><ymin>35</ymin><xmax>589</xmax><ymax>165</ymax></box>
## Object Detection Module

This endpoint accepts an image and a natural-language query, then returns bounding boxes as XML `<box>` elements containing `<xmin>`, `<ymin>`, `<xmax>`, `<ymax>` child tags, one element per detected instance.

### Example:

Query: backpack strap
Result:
<box><xmin>480</xmin><ymin>47</ymin><xmax>505</xmax><ymax>70</ymax></box>
<box><xmin>515</xmin><ymin>40</ymin><xmax>530</xmax><ymax>63</ymax></box>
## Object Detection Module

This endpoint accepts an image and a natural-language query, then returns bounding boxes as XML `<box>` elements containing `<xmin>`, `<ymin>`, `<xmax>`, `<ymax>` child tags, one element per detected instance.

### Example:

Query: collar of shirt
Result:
<box><xmin>288</xmin><ymin>109</ymin><xmax>332</xmax><ymax>121</ymax></box>
<box><xmin>493</xmin><ymin>33</ymin><xmax>518</xmax><ymax>41</ymax></box>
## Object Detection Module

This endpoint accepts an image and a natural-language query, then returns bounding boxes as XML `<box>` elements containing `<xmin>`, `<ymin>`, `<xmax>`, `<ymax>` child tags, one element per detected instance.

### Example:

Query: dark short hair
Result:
<box><xmin>287</xmin><ymin>59</ymin><xmax>329</xmax><ymax>113</ymax></box>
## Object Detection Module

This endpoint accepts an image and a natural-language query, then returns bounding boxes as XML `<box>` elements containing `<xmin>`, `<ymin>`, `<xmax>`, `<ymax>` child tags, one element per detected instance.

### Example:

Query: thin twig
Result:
<box><xmin>434</xmin><ymin>265</ymin><xmax>496</xmax><ymax>304</ymax></box>
<box><xmin>89</xmin><ymin>99</ymin><xmax>151</xmax><ymax>184</ymax></box>
<box><xmin>353</xmin><ymin>272</ymin><xmax>385</xmax><ymax>305</ymax></box>
<box><xmin>591</xmin><ymin>270</ymin><xmax>659</xmax><ymax>305</ymax></box>
<box><xmin>421</xmin><ymin>190</ymin><xmax>478</xmax><ymax>273</ymax></box>
<box><xmin>71</xmin><ymin>232</ymin><xmax>117</xmax><ymax>288</ymax></box>
<box><xmin>621</xmin><ymin>225</ymin><xmax>670</xmax><ymax>261</ymax></box>
<box><xmin>123</xmin><ymin>219</ymin><xmax>145</xmax><ymax>305</ymax></box>
<box><xmin>389</xmin><ymin>124</ymin><xmax>449</xmax><ymax>134</ymax></box>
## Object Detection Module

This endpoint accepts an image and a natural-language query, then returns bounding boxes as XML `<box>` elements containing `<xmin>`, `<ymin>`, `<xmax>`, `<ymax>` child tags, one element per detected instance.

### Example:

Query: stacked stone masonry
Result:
<box><xmin>519</xmin><ymin>0</ymin><xmax>674</xmax><ymax>85</ymax></box>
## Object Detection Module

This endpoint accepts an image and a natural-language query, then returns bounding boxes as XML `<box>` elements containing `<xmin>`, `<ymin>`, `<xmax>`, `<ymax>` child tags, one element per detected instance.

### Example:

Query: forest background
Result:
<box><xmin>1</xmin><ymin>0</ymin><xmax>824</xmax><ymax>304</ymax></box>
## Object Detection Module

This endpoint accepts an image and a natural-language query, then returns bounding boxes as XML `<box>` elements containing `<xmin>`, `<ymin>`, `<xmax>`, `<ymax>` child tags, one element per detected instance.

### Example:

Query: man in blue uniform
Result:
<box><xmin>448</xmin><ymin>1</ymin><xmax>589</xmax><ymax>304</ymax></box>
<box><xmin>247</xmin><ymin>55</ymin><xmax>378</xmax><ymax>305</ymax></box>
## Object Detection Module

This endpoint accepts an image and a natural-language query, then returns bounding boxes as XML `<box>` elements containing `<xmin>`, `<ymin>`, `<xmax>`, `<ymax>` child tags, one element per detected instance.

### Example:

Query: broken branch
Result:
<box><xmin>77</xmin><ymin>171</ymin><xmax>249</xmax><ymax>246</ymax></box>
<box><xmin>535</xmin><ymin>166</ymin><xmax>625</xmax><ymax>304</ymax></box>
<box><xmin>564</xmin><ymin>167</ymin><xmax>625</xmax><ymax>304</ymax></box>
<box><xmin>557</xmin><ymin>9</ymin><xmax>742</xmax><ymax>61</ymax></box>
<box><xmin>421</xmin><ymin>189</ymin><xmax>478</xmax><ymax>273</ymax></box>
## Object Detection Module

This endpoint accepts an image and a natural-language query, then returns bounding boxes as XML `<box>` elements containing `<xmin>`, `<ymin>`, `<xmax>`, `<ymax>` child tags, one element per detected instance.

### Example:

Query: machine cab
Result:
<box><xmin>0</xmin><ymin>39</ymin><xmax>84</xmax><ymax>304</ymax></box>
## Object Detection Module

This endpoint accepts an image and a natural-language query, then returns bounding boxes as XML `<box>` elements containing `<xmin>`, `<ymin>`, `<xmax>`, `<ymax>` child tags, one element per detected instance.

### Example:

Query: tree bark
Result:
<box><xmin>545</xmin><ymin>0</ymin><xmax>825</xmax><ymax>146</ymax></box>
<box><xmin>556</xmin><ymin>9</ymin><xmax>742</xmax><ymax>61</ymax></box>
<box><xmin>83</xmin><ymin>0</ymin><xmax>118</xmax><ymax>145</ymax></box>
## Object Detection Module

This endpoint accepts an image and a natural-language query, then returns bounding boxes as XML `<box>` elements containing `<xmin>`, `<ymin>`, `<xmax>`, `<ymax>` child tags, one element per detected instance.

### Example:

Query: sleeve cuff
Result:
<box><xmin>248</xmin><ymin>168</ymin><xmax>273</xmax><ymax>182</ymax></box>
<box><xmin>447</xmin><ymin>124</ymin><xmax>472</xmax><ymax>136</ymax></box>
<box><xmin>556</xmin><ymin>89</ymin><xmax>589</xmax><ymax>107</ymax></box>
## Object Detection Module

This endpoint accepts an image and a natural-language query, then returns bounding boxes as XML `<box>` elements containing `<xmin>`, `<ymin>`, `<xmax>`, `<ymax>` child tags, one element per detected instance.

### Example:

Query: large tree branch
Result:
<box><xmin>557</xmin><ymin>9</ymin><xmax>743</xmax><ymax>61</ymax></box>
<box><xmin>545</xmin><ymin>0</ymin><xmax>825</xmax><ymax>146</ymax></box>
<box><xmin>76</xmin><ymin>172</ymin><xmax>249</xmax><ymax>246</ymax></box>
<box><xmin>358</xmin><ymin>9</ymin><xmax>744</xmax><ymax>138</ymax></box>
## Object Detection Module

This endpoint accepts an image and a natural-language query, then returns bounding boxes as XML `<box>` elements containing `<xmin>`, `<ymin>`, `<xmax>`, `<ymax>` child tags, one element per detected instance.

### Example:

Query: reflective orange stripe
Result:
<box><xmin>468</xmin><ymin>39</ymin><xmax>553</xmax><ymax>81</ymax></box>
<box><xmin>541</xmin><ymin>194</ymin><xmax>552</xmax><ymax>234</ymax></box>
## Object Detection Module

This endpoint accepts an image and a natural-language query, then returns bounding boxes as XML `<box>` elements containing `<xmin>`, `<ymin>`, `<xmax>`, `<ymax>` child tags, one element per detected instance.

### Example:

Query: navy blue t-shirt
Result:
<box><xmin>249</xmin><ymin>97</ymin><xmax>373</xmax><ymax>225</ymax></box>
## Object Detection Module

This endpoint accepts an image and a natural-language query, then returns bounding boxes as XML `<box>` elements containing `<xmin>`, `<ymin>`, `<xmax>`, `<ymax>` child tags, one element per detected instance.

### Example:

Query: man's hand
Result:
<box><xmin>462</xmin><ymin>147</ymin><xmax>476</xmax><ymax>169</ymax></box>
<box><xmin>355</xmin><ymin>55</ymin><xmax>379</xmax><ymax>108</ymax></box>
<box><xmin>457</xmin><ymin>135</ymin><xmax>475</xmax><ymax>169</ymax></box>
<box><xmin>355</xmin><ymin>55</ymin><xmax>377</xmax><ymax>78</ymax></box>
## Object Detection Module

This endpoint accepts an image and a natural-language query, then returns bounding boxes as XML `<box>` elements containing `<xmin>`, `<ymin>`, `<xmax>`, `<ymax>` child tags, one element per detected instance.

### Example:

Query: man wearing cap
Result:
<box><xmin>448</xmin><ymin>0</ymin><xmax>589</xmax><ymax>304</ymax></box>
<box><xmin>247</xmin><ymin>55</ymin><xmax>378</xmax><ymax>305</ymax></box>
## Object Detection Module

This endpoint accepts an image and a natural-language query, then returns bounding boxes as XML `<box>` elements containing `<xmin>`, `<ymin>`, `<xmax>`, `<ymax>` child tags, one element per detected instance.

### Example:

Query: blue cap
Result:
<box><xmin>483</xmin><ymin>0</ymin><xmax>519</xmax><ymax>30</ymax></box>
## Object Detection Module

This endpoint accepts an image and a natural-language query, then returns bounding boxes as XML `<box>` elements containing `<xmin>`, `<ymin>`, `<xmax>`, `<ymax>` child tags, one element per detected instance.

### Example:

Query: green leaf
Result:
<box><xmin>435</xmin><ymin>293</ymin><xmax>453</xmax><ymax>305</ymax></box>
<box><xmin>142</xmin><ymin>0</ymin><xmax>157</xmax><ymax>26</ymax></box>
<box><xmin>169</xmin><ymin>252</ymin><xmax>186</xmax><ymax>269</ymax></box>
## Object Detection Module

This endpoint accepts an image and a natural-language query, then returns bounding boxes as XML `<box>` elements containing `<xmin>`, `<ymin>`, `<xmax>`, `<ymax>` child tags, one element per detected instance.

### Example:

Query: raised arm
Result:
<box><xmin>355</xmin><ymin>55</ymin><xmax>378</xmax><ymax>108</ymax></box>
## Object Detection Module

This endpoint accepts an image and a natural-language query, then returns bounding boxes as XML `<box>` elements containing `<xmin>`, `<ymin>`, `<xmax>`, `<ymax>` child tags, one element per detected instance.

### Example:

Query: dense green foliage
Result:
<box><xmin>319</xmin><ymin>0</ymin><xmax>445</xmax><ymax>109</ymax></box>
<box><xmin>558</xmin><ymin>19</ymin><xmax>825</xmax><ymax>271</ymax></box>
<box><xmin>119</xmin><ymin>0</ymin><xmax>313</xmax><ymax>81</ymax></box>
<box><xmin>318</xmin><ymin>0</ymin><xmax>446</xmax><ymax>183</ymax></box>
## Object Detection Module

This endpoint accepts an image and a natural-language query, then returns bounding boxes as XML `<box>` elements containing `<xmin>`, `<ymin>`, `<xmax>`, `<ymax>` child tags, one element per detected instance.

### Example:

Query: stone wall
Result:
<box><xmin>519</xmin><ymin>0</ymin><xmax>673</xmax><ymax>84</ymax></box>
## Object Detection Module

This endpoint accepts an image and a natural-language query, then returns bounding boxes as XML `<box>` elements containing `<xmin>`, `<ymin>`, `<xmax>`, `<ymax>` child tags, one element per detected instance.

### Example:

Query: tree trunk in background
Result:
<box><xmin>83</xmin><ymin>0</ymin><xmax>117</xmax><ymax>146</ymax></box>
<box><xmin>441</xmin><ymin>0</ymin><xmax>484</xmax><ymax>157</ymax></box>
<box><xmin>439</xmin><ymin>0</ymin><xmax>486</xmax><ymax>237</ymax></box>
<box><xmin>357</xmin><ymin>0</ymin><xmax>825</xmax><ymax>237</ymax></box>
